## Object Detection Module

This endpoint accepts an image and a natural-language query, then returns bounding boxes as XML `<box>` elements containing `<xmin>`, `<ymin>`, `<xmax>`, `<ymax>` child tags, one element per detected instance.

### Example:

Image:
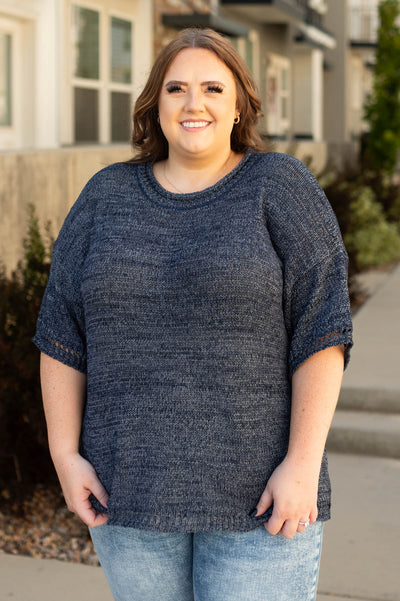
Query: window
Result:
<box><xmin>111</xmin><ymin>17</ymin><xmax>132</xmax><ymax>84</ymax></box>
<box><xmin>230</xmin><ymin>30</ymin><xmax>259</xmax><ymax>86</ymax></box>
<box><xmin>72</xmin><ymin>6</ymin><xmax>100</xmax><ymax>142</ymax></box>
<box><xmin>73</xmin><ymin>7</ymin><xmax>99</xmax><ymax>79</ymax></box>
<box><xmin>0</xmin><ymin>18</ymin><xmax>25</xmax><ymax>149</ymax></box>
<box><xmin>0</xmin><ymin>32</ymin><xmax>11</xmax><ymax>127</ymax></box>
<box><xmin>281</xmin><ymin>66</ymin><xmax>289</xmax><ymax>121</ymax></box>
<box><xmin>74</xmin><ymin>87</ymin><xmax>99</xmax><ymax>142</ymax></box>
<box><xmin>71</xmin><ymin>5</ymin><xmax>134</xmax><ymax>144</ymax></box>
<box><xmin>110</xmin><ymin>16</ymin><xmax>133</xmax><ymax>142</ymax></box>
<box><xmin>266</xmin><ymin>55</ymin><xmax>291</xmax><ymax>138</ymax></box>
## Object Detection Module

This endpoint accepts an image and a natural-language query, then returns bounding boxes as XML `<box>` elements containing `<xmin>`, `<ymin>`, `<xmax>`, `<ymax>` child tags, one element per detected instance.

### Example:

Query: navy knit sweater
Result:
<box><xmin>33</xmin><ymin>150</ymin><xmax>353</xmax><ymax>532</ymax></box>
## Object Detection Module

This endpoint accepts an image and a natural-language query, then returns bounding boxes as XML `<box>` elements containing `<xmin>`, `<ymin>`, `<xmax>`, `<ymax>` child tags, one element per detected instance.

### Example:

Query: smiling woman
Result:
<box><xmin>129</xmin><ymin>27</ymin><xmax>264</xmax><ymax>166</ymax></box>
<box><xmin>154</xmin><ymin>47</ymin><xmax>242</xmax><ymax>192</ymax></box>
<box><xmin>34</xmin><ymin>26</ymin><xmax>353</xmax><ymax>601</ymax></box>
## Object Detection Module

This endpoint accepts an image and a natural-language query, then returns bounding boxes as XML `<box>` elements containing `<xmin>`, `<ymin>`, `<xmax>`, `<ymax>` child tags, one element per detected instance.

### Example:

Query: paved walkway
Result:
<box><xmin>1</xmin><ymin>265</ymin><xmax>399</xmax><ymax>601</ymax></box>
<box><xmin>340</xmin><ymin>263</ymin><xmax>400</xmax><ymax>407</ymax></box>
<box><xmin>327</xmin><ymin>264</ymin><xmax>400</xmax><ymax>460</ymax></box>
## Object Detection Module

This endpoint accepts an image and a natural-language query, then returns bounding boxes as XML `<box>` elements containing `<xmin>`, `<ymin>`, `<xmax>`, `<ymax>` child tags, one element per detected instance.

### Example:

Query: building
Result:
<box><xmin>0</xmin><ymin>0</ymin><xmax>380</xmax><ymax>270</ymax></box>
<box><xmin>157</xmin><ymin>0</ymin><xmax>336</xmax><ymax>169</ymax></box>
<box><xmin>324</xmin><ymin>0</ymin><xmax>377</xmax><ymax>157</ymax></box>
<box><xmin>156</xmin><ymin>0</ymin><xmax>378</xmax><ymax>169</ymax></box>
<box><xmin>0</xmin><ymin>0</ymin><xmax>153</xmax><ymax>150</ymax></box>
<box><xmin>0</xmin><ymin>0</ymin><xmax>153</xmax><ymax>271</ymax></box>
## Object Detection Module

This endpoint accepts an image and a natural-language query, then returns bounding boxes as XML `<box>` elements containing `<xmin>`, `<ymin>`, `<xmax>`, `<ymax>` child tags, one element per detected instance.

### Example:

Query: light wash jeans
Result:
<box><xmin>89</xmin><ymin>521</ymin><xmax>323</xmax><ymax>601</ymax></box>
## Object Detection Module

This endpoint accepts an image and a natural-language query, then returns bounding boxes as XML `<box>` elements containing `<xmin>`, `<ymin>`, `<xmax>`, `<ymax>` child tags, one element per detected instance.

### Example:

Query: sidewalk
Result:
<box><xmin>340</xmin><ymin>263</ymin><xmax>400</xmax><ymax>408</ymax></box>
<box><xmin>327</xmin><ymin>263</ymin><xmax>400</xmax><ymax>459</ymax></box>
<box><xmin>1</xmin><ymin>451</ymin><xmax>399</xmax><ymax>601</ymax></box>
<box><xmin>1</xmin><ymin>265</ymin><xmax>399</xmax><ymax>601</ymax></box>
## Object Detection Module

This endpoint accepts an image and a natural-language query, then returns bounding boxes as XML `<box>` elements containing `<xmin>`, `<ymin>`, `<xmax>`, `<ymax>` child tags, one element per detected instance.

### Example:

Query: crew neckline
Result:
<box><xmin>137</xmin><ymin>148</ymin><xmax>255</xmax><ymax>210</ymax></box>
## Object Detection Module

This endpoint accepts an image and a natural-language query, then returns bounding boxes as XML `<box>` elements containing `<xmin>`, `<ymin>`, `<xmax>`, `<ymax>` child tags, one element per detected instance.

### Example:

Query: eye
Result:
<box><xmin>206</xmin><ymin>84</ymin><xmax>224</xmax><ymax>94</ymax></box>
<box><xmin>166</xmin><ymin>84</ymin><xmax>184</xmax><ymax>94</ymax></box>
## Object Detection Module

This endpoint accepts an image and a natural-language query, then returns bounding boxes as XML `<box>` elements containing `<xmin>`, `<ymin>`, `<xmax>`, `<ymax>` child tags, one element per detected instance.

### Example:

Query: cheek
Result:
<box><xmin>219</xmin><ymin>101</ymin><xmax>237</xmax><ymax>124</ymax></box>
<box><xmin>159</xmin><ymin>100</ymin><xmax>183</xmax><ymax>129</ymax></box>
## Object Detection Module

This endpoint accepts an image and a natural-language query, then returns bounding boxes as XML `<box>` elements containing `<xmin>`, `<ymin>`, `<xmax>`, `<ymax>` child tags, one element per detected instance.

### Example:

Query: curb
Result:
<box><xmin>339</xmin><ymin>387</ymin><xmax>400</xmax><ymax>414</ymax></box>
<box><xmin>327</xmin><ymin>410</ymin><xmax>400</xmax><ymax>459</ymax></box>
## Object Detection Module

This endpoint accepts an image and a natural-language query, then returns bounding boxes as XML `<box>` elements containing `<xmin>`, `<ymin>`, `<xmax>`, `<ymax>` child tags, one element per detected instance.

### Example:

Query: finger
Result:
<box><xmin>264</xmin><ymin>509</ymin><xmax>284</xmax><ymax>536</ymax></box>
<box><xmin>89</xmin><ymin>478</ymin><xmax>109</xmax><ymax>509</ymax></box>
<box><xmin>279</xmin><ymin>519</ymin><xmax>298</xmax><ymax>539</ymax></box>
<box><xmin>79</xmin><ymin>509</ymin><xmax>108</xmax><ymax>528</ymax></box>
<box><xmin>78</xmin><ymin>495</ymin><xmax>108</xmax><ymax>528</ymax></box>
<box><xmin>255</xmin><ymin>487</ymin><xmax>273</xmax><ymax>516</ymax></box>
<box><xmin>91</xmin><ymin>512</ymin><xmax>109</xmax><ymax>527</ymax></box>
<box><xmin>310</xmin><ymin>507</ymin><xmax>318</xmax><ymax>524</ymax></box>
<box><xmin>296</xmin><ymin>516</ymin><xmax>310</xmax><ymax>534</ymax></box>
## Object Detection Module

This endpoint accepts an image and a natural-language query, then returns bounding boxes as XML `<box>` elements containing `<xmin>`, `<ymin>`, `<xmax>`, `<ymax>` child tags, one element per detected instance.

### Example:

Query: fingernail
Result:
<box><xmin>248</xmin><ymin>507</ymin><xmax>259</xmax><ymax>518</ymax></box>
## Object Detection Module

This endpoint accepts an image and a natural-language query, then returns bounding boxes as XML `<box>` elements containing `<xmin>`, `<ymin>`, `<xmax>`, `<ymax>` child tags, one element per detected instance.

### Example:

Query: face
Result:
<box><xmin>158</xmin><ymin>48</ymin><xmax>239</xmax><ymax>161</ymax></box>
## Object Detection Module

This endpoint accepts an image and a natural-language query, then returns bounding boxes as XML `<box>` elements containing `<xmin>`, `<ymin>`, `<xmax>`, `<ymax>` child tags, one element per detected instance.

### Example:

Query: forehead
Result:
<box><xmin>163</xmin><ymin>48</ymin><xmax>235</xmax><ymax>83</ymax></box>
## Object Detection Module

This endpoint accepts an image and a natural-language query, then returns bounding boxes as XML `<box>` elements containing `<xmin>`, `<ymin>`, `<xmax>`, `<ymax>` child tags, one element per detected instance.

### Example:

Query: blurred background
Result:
<box><xmin>1</xmin><ymin>0</ymin><xmax>400</xmax><ymax>271</ymax></box>
<box><xmin>0</xmin><ymin>1</ymin><xmax>399</xmax><ymax>599</ymax></box>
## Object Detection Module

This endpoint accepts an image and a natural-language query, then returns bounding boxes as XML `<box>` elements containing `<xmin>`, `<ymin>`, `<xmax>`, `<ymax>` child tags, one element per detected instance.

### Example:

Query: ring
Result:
<box><xmin>298</xmin><ymin>520</ymin><xmax>310</xmax><ymax>527</ymax></box>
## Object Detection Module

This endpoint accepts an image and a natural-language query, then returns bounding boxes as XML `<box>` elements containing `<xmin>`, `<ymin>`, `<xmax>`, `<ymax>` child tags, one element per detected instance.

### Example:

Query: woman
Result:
<box><xmin>34</xmin><ymin>28</ymin><xmax>353</xmax><ymax>601</ymax></box>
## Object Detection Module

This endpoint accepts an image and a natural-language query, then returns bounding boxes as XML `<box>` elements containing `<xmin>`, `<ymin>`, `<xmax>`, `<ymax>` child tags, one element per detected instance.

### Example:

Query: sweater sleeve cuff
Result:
<box><xmin>32</xmin><ymin>331</ymin><xmax>87</xmax><ymax>374</ymax></box>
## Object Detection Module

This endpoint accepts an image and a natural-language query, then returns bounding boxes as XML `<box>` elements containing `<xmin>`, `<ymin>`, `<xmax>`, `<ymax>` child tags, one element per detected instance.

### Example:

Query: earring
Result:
<box><xmin>234</xmin><ymin>113</ymin><xmax>240</xmax><ymax>124</ymax></box>
<box><xmin>157</xmin><ymin>113</ymin><xmax>160</xmax><ymax>124</ymax></box>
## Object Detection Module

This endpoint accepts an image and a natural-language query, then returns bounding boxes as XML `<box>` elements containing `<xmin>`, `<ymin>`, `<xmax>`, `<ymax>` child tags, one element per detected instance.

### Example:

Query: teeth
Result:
<box><xmin>182</xmin><ymin>121</ymin><xmax>209</xmax><ymax>128</ymax></box>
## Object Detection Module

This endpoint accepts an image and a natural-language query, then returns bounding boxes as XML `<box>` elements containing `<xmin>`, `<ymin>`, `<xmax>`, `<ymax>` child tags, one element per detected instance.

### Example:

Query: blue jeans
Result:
<box><xmin>89</xmin><ymin>521</ymin><xmax>323</xmax><ymax>601</ymax></box>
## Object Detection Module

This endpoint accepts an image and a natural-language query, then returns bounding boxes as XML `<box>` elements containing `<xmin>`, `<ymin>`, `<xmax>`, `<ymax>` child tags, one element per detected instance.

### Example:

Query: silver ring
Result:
<box><xmin>298</xmin><ymin>520</ymin><xmax>310</xmax><ymax>527</ymax></box>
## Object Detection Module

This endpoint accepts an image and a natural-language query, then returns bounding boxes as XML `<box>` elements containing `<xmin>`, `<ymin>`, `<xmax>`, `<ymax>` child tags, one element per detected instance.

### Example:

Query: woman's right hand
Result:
<box><xmin>52</xmin><ymin>452</ymin><xmax>109</xmax><ymax>527</ymax></box>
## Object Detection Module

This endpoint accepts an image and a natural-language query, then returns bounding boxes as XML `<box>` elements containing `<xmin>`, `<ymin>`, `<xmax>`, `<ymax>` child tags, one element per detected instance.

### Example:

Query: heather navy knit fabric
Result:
<box><xmin>33</xmin><ymin>150</ymin><xmax>353</xmax><ymax>532</ymax></box>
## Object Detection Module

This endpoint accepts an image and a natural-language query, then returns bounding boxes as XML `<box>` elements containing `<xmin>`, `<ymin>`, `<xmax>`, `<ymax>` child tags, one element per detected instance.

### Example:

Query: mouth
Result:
<box><xmin>180</xmin><ymin>120</ymin><xmax>211</xmax><ymax>131</ymax></box>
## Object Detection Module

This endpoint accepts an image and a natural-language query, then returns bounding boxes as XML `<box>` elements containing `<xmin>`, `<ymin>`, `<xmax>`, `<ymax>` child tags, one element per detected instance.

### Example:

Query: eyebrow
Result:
<box><xmin>164</xmin><ymin>80</ymin><xmax>226</xmax><ymax>88</ymax></box>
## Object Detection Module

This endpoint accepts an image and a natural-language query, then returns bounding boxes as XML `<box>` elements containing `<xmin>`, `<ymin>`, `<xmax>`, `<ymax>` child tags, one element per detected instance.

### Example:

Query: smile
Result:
<box><xmin>180</xmin><ymin>120</ymin><xmax>211</xmax><ymax>129</ymax></box>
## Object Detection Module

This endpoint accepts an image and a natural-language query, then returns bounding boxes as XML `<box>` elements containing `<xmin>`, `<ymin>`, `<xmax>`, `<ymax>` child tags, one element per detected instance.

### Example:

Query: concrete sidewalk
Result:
<box><xmin>327</xmin><ymin>263</ymin><xmax>400</xmax><ymax>460</ymax></box>
<box><xmin>342</xmin><ymin>264</ymin><xmax>400</xmax><ymax>401</ymax></box>
<box><xmin>1</xmin><ymin>264</ymin><xmax>399</xmax><ymax>600</ymax></box>
<box><xmin>2</xmin><ymin>452</ymin><xmax>399</xmax><ymax>601</ymax></box>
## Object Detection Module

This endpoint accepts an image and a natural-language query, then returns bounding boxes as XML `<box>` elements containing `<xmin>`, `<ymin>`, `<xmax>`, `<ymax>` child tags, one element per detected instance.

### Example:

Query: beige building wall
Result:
<box><xmin>0</xmin><ymin>146</ymin><xmax>132</xmax><ymax>272</ymax></box>
<box><xmin>324</xmin><ymin>0</ymin><xmax>352</xmax><ymax>144</ymax></box>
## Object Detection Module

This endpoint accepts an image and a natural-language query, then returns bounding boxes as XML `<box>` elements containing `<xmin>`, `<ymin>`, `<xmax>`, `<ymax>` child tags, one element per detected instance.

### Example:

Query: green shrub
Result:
<box><xmin>343</xmin><ymin>185</ymin><xmax>400</xmax><ymax>270</ymax></box>
<box><xmin>363</xmin><ymin>169</ymin><xmax>400</xmax><ymax>227</ymax></box>
<box><xmin>0</xmin><ymin>205</ymin><xmax>56</xmax><ymax>493</ymax></box>
<box><xmin>321</xmin><ymin>166</ymin><xmax>400</xmax><ymax>300</ymax></box>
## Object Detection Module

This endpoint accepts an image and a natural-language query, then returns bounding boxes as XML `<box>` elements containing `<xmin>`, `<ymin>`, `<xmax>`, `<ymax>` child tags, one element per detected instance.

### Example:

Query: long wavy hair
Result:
<box><xmin>127</xmin><ymin>28</ymin><xmax>265</xmax><ymax>163</ymax></box>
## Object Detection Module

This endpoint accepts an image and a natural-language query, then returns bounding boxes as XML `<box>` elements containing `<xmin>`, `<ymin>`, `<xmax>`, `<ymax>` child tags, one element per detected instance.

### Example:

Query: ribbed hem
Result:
<box><xmin>101</xmin><ymin>503</ymin><xmax>331</xmax><ymax>533</ymax></box>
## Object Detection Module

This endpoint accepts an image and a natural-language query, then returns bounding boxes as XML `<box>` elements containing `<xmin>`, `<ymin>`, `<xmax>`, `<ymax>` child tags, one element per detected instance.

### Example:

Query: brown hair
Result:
<box><xmin>128</xmin><ymin>28</ymin><xmax>265</xmax><ymax>163</ymax></box>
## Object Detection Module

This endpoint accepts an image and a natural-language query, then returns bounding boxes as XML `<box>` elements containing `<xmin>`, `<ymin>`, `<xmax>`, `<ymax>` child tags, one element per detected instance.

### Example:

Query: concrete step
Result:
<box><xmin>339</xmin><ymin>387</ymin><xmax>400</xmax><ymax>414</ymax></box>
<box><xmin>327</xmin><ymin>410</ymin><xmax>400</xmax><ymax>459</ymax></box>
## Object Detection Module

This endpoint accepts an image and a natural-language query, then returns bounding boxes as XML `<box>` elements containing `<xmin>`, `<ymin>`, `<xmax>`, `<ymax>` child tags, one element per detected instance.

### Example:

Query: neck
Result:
<box><xmin>162</xmin><ymin>148</ymin><xmax>239</xmax><ymax>194</ymax></box>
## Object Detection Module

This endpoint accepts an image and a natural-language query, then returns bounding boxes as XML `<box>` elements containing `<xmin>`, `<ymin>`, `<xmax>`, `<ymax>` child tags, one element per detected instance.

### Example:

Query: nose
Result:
<box><xmin>184</xmin><ymin>87</ymin><xmax>205</xmax><ymax>113</ymax></box>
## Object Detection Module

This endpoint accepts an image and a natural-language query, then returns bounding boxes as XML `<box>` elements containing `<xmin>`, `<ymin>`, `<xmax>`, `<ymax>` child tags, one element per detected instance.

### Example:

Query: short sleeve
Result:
<box><xmin>263</xmin><ymin>154</ymin><xmax>353</xmax><ymax>377</ymax></box>
<box><xmin>286</xmin><ymin>249</ymin><xmax>353</xmax><ymax>376</ymax></box>
<box><xmin>32</xmin><ymin>184</ymin><xmax>95</xmax><ymax>374</ymax></box>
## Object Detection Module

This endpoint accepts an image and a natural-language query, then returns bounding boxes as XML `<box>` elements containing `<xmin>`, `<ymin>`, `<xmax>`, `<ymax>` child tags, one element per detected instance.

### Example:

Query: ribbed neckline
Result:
<box><xmin>136</xmin><ymin>148</ymin><xmax>255</xmax><ymax>210</ymax></box>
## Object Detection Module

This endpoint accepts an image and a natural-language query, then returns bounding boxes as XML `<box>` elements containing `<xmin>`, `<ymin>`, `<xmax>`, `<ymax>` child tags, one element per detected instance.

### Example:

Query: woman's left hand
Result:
<box><xmin>254</xmin><ymin>456</ymin><xmax>319</xmax><ymax>539</ymax></box>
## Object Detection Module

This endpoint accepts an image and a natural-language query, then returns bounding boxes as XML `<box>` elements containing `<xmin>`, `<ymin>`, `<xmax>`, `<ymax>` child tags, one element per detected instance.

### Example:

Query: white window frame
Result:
<box><xmin>236</xmin><ymin>30</ymin><xmax>260</xmax><ymax>86</ymax></box>
<box><xmin>108</xmin><ymin>10</ymin><xmax>135</xmax><ymax>142</ymax></box>
<box><xmin>266</xmin><ymin>54</ymin><xmax>291</xmax><ymax>138</ymax></box>
<box><xmin>0</xmin><ymin>17</ymin><xmax>22</xmax><ymax>149</ymax></box>
<box><xmin>67</xmin><ymin>1</ymin><xmax>135</xmax><ymax>145</ymax></box>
